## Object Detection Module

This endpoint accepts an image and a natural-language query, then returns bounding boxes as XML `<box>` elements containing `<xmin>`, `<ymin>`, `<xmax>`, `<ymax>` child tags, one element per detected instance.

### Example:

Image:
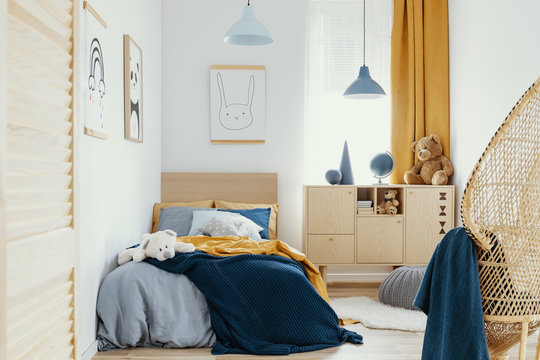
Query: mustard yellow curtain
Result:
<box><xmin>390</xmin><ymin>0</ymin><xmax>450</xmax><ymax>184</ymax></box>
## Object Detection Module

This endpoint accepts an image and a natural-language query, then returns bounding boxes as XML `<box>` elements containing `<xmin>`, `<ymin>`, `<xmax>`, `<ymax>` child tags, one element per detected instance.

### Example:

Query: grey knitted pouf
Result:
<box><xmin>378</xmin><ymin>266</ymin><xmax>426</xmax><ymax>310</ymax></box>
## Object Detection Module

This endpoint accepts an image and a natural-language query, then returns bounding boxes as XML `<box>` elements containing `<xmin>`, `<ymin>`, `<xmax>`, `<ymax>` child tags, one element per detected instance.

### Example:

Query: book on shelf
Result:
<box><xmin>357</xmin><ymin>207</ymin><xmax>374</xmax><ymax>215</ymax></box>
<box><xmin>357</xmin><ymin>200</ymin><xmax>372</xmax><ymax>208</ymax></box>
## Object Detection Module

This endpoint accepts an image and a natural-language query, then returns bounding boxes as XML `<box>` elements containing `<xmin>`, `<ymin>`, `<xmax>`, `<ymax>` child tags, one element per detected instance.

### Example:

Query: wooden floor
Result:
<box><xmin>93</xmin><ymin>282</ymin><xmax>539</xmax><ymax>360</ymax></box>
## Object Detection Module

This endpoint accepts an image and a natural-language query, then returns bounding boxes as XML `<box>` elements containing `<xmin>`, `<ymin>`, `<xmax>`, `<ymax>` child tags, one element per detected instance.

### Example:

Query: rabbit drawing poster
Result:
<box><xmin>210</xmin><ymin>66</ymin><xmax>266</xmax><ymax>143</ymax></box>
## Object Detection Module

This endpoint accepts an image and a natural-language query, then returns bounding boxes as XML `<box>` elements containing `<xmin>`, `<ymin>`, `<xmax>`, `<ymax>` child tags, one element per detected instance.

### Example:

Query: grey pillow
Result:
<box><xmin>157</xmin><ymin>207</ymin><xmax>217</xmax><ymax>236</ymax></box>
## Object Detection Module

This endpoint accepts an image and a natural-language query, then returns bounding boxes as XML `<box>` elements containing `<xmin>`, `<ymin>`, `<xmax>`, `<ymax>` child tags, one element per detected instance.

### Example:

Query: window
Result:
<box><xmin>305</xmin><ymin>0</ymin><xmax>393</xmax><ymax>184</ymax></box>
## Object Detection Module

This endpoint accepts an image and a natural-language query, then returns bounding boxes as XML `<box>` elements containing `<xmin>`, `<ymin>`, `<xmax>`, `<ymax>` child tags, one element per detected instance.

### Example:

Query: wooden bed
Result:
<box><xmin>161</xmin><ymin>172</ymin><xmax>278</xmax><ymax>204</ymax></box>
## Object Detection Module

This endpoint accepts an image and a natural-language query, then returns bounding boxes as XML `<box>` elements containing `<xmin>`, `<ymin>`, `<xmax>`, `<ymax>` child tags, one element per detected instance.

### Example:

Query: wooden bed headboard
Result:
<box><xmin>161</xmin><ymin>172</ymin><xmax>278</xmax><ymax>204</ymax></box>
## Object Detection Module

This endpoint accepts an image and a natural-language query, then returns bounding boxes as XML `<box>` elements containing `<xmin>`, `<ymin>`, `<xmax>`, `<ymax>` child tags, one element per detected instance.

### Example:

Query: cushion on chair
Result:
<box><xmin>378</xmin><ymin>266</ymin><xmax>426</xmax><ymax>310</ymax></box>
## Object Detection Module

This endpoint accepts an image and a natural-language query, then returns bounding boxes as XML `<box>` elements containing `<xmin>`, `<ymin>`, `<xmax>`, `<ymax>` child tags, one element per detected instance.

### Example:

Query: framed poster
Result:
<box><xmin>210</xmin><ymin>65</ymin><xmax>266</xmax><ymax>144</ymax></box>
<box><xmin>123</xmin><ymin>34</ymin><xmax>143</xmax><ymax>143</ymax></box>
<box><xmin>83</xmin><ymin>1</ymin><xmax>107</xmax><ymax>139</ymax></box>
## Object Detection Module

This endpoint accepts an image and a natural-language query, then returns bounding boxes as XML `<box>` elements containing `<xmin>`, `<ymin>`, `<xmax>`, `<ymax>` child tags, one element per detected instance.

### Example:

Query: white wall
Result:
<box><xmin>449</xmin><ymin>0</ymin><xmax>540</xmax><ymax>216</ymax></box>
<box><xmin>161</xmin><ymin>0</ymin><xmax>308</xmax><ymax>249</ymax></box>
<box><xmin>78</xmin><ymin>0</ymin><xmax>162</xmax><ymax>356</ymax></box>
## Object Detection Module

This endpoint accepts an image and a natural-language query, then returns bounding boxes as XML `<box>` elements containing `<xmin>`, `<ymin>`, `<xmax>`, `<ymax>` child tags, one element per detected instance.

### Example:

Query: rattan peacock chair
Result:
<box><xmin>461</xmin><ymin>77</ymin><xmax>540</xmax><ymax>360</ymax></box>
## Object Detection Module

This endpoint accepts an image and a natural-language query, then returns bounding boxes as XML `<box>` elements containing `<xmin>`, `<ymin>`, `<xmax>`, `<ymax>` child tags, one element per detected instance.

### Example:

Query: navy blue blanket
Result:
<box><xmin>146</xmin><ymin>251</ymin><xmax>362</xmax><ymax>355</ymax></box>
<box><xmin>414</xmin><ymin>227</ymin><xmax>489</xmax><ymax>360</ymax></box>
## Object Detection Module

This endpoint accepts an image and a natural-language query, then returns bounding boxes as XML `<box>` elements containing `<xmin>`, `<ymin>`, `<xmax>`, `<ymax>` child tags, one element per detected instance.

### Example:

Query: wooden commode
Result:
<box><xmin>302</xmin><ymin>185</ymin><xmax>455</xmax><ymax>283</ymax></box>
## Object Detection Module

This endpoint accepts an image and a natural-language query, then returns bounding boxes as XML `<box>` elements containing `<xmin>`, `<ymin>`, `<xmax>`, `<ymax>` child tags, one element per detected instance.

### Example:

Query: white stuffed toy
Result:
<box><xmin>118</xmin><ymin>229</ymin><xmax>196</xmax><ymax>265</ymax></box>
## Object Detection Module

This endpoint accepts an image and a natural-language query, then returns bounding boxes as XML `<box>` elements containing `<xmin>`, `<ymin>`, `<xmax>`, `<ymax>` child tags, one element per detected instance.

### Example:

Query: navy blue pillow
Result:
<box><xmin>217</xmin><ymin>207</ymin><xmax>271</xmax><ymax>240</ymax></box>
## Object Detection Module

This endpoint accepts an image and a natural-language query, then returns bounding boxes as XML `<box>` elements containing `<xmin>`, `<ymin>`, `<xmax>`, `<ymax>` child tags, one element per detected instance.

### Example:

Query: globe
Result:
<box><xmin>370</xmin><ymin>151</ymin><xmax>395</xmax><ymax>184</ymax></box>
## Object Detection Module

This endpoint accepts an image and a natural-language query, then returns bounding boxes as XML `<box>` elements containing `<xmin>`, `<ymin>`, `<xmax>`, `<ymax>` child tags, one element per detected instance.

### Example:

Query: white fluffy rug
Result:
<box><xmin>330</xmin><ymin>296</ymin><xmax>427</xmax><ymax>332</ymax></box>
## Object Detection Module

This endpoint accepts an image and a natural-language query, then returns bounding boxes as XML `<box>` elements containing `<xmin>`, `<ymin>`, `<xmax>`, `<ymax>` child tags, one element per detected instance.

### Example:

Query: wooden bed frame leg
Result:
<box><xmin>319</xmin><ymin>265</ymin><xmax>327</xmax><ymax>286</ymax></box>
<box><xmin>518</xmin><ymin>322</ymin><xmax>529</xmax><ymax>360</ymax></box>
<box><xmin>535</xmin><ymin>331</ymin><xmax>540</xmax><ymax>360</ymax></box>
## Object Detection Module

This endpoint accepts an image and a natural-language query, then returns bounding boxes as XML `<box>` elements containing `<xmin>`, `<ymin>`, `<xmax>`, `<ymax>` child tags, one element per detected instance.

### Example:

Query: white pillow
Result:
<box><xmin>199</xmin><ymin>217</ymin><xmax>241</xmax><ymax>237</ymax></box>
<box><xmin>188</xmin><ymin>211</ymin><xmax>240</xmax><ymax>236</ymax></box>
<box><xmin>233</xmin><ymin>217</ymin><xmax>263</xmax><ymax>240</ymax></box>
<box><xmin>199</xmin><ymin>216</ymin><xmax>263</xmax><ymax>241</ymax></box>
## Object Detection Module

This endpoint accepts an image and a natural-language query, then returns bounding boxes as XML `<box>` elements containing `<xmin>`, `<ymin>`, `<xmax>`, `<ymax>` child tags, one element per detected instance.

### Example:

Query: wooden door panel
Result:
<box><xmin>307</xmin><ymin>187</ymin><xmax>355</xmax><ymax>234</ymax></box>
<box><xmin>405</xmin><ymin>187</ymin><xmax>454</xmax><ymax>264</ymax></box>
<box><xmin>1</xmin><ymin>0</ymin><xmax>78</xmax><ymax>358</ymax></box>
<box><xmin>357</xmin><ymin>216</ymin><xmax>403</xmax><ymax>264</ymax></box>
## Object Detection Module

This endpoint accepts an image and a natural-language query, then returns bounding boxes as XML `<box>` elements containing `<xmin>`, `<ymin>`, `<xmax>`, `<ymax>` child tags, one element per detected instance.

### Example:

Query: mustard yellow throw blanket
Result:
<box><xmin>178</xmin><ymin>236</ymin><xmax>329</xmax><ymax>302</ymax></box>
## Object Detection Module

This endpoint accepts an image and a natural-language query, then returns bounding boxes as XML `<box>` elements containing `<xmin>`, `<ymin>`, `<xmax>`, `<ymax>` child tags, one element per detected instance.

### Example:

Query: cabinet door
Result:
<box><xmin>307</xmin><ymin>187</ymin><xmax>355</xmax><ymax>234</ymax></box>
<box><xmin>357</xmin><ymin>216</ymin><xmax>403</xmax><ymax>264</ymax></box>
<box><xmin>307</xmin><ymin>235</ymin><xmax>355</xmax><ymax>264</ymax></box>
<box><xmin>405</xmin><ymin>187</ymin><xmax>454</xmax><ymax>264</ymax></box>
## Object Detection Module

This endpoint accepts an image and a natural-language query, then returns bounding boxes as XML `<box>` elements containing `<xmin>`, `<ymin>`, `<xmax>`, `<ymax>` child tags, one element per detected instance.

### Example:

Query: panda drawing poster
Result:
<box><xmin>210</xmin><ymin>65</ymin><xmax>266</xmax><ymax>143</ymax></box>
<box><xmin>84</xmin><ymin>1</ymin><xmax>107</xmax><ymax>139</ymax></box>
<box><xmin>123</xmin><ymin>34</ymin><xmax>143</xmax><ymax>142</ymax></box>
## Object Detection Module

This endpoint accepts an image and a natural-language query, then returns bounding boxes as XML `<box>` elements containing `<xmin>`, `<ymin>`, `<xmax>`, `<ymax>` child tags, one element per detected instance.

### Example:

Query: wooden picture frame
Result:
<box><xmin>123</xmin><ymin>34</ymin><xmax>143</xmax><ymax>142</ymax></box>
<box><xmin>83</xmin><ymin>1</ymin><xmax>107</xmax><ymax>140</ymax></box>
<box><xmin>210</xmin><ymin>65</ymin><xmax>266</xmax><ymax>144</ymax></box>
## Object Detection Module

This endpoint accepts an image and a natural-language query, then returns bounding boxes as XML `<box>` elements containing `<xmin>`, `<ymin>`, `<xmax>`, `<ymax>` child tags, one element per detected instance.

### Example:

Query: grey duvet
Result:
<box><xmin>97</xmin><ymin>261</ymin><xmax>216</xmax><ymax>350</ymax></box>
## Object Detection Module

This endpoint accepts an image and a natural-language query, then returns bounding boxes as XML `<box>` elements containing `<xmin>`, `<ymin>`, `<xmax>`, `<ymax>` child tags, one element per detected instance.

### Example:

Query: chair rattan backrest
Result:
<box><xmin>461</xmin><ymin>78</ymin><xmax>540</xmax><ymax>319</ymax></box>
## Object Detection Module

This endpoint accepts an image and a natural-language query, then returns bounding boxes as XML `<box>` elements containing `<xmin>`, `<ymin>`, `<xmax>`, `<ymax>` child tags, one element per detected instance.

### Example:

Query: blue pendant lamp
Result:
<box><xmin>343</xmin><ymin>0</ymin><xmax>386</xmax><ymax>99</ymax></box>
<box><xmin>223</xmin><ymin>0</ymin><xmax>274</xmax><ymax>46</ymax></box>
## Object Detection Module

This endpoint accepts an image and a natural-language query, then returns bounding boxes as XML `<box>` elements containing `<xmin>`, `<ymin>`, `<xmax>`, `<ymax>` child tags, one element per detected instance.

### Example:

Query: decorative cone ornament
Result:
<box><xmin>339</xmin><ymin>141</ymin><xmax>354</xmax><ymax>185</ymax></box>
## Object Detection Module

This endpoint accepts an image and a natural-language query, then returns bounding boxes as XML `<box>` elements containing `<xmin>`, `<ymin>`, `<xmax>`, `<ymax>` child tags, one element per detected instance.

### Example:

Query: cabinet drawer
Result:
<box><xmin>357</xmin><ymin>216</ymin><xmax>403</xmax><ymax>264</ymax></box>
<box><xmin>307</xmin><ymin>235</ymin><xmax>355</xmax><ymax>264</ymax></box>
<box><xmin>307</xmin><ymin>187</ymin><xmax>355</xmax><ymax>234</ymax></box>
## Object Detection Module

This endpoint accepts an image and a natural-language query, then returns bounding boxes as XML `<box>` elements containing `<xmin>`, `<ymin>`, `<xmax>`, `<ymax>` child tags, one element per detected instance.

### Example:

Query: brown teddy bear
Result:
<box><xmin>377</xmin><ymin>189</ymin><xmax>399</xmax><ymax>215</ymax></box>
<box><xmin>404</xmin><ymin>134</ymin><xmax>454</xmax><ymax>185</ymax></box>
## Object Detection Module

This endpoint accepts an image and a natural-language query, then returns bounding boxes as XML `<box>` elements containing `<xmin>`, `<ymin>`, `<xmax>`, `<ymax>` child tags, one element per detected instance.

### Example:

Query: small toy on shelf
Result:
<box><xmin>377</xmin><ymin>189</ymin><xmax>399</xmax><ymax>215</ymax></box>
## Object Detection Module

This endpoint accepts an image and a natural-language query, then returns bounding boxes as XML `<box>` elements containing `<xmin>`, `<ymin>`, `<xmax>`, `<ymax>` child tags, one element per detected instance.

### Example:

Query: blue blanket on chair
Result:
<box><xmin>146</xmin><ymin>252</ymin><xmax>362</xmax><ymax>355</ymax></box>
<box><xmin>414</xmin><ymin>227</ymin><xmax>490</xmax><ymax>360</ymax></box>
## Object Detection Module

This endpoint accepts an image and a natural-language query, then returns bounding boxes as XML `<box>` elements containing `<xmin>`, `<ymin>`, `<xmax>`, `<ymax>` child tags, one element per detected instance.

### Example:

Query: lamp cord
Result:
<box><xmin>363</xmin><ymin>0</ymin><xmax>366</xmax><ymax>66</ymax></box>
<box><xmin>248</xmin><ymin>0</ymin><xmax>250</xmax><ymax>5</ymax></box>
